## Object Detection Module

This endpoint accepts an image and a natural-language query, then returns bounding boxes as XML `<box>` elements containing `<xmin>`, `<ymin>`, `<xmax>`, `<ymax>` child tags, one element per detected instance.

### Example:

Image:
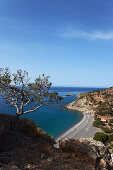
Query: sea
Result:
<box><xmin>0</xmin><ymin>87</ymin><xmax>104</xmax><ymax>138</ymax></box>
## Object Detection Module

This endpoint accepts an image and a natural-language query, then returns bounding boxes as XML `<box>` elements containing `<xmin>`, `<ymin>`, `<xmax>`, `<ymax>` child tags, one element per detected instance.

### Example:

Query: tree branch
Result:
<box><xmin>22</xmin><ymin>101</ymin><xmax>48</xmax><ymax>114</ymax></box>
<box><xmin>23</xmin><ymin>99</ymin><xmax>31</xmax><ymax>107</ymax></box>
<box><xmin>15</xmin><ymin>98</ymin><xmax>19</xmax><ymax>114</ymax></box>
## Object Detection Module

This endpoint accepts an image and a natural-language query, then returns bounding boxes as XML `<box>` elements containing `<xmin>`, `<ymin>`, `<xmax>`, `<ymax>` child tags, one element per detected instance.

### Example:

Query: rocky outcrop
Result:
<box><xmin>67</xmin><ymin>96</ymin><xmax>96</xmax><ymax>115</ymax></box>
<box><xmin>67</xmin><ymin>86</ymin><xmax>113</xmax><ymax>115</ymax></box>
<box><xmin>65</xmin><ymin>94</ymin><xmax>72</xmax><ymax>96</ymax></box>
<box><xmin>59</xmin><ymin>138</ymin><xmax>112</xmax><ymax>170</ymax></box>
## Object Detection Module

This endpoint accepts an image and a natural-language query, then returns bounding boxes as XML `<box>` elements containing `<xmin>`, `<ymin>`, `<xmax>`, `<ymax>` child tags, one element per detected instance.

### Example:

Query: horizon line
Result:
<box><xmin>51</xmin><ymin>85</ymin><xmax>109</xmax><ymax>88</ymax></box>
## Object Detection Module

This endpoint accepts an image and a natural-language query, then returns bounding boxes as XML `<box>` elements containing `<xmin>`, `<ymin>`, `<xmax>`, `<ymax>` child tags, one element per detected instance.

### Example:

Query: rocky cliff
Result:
<box><xmin>67</xmin><ymin>86</ymin><xmax>113</xmax><ymax>116</ymax></box>
<box><xmin>59</xmin><ymin>138</ymin><xmax>112</xmax><ymax>169</ymax></box>
<box><xmin>67</xmin><ymin>96</ymin><xmax>96</xmax><ymax>115</ymax></box>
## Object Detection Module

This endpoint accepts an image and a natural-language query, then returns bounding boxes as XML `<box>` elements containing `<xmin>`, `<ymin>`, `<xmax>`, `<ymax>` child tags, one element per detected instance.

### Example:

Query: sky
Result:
<box><xmin>0</xmin><ymin>0</ymin><xmax>113</xmax><ymax>87</ymax></box>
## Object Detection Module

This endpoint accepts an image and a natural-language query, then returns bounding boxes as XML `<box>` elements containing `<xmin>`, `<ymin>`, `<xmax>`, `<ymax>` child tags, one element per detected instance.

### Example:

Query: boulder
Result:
<box><xmin>59</xmin><ymin>138</ymin><xmax>112</xmax><ymax>169</ymax></box>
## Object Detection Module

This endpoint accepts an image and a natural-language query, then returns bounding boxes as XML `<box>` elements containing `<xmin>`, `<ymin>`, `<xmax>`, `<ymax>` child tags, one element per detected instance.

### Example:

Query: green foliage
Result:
<box><xmin>0</xmin><ymin>68</ymin><xmax>63</xmax><ymax>117</ymax></box>
<box><xmin>93</xmin><ymin>118</ymin><xmax>101</xmax><ymax>127</ymax></box>
<box><xmin>0</xmin><ymin>68</ymin><xmax>11</xmax><ymax>87</ymax></box>
<box><xmin>98</xmin><ymin>112</ymin><xmax>105</xmax><ymax>116</ymax></box>
<box><xmin>101</xmin><ymin>127</ymin><xmax>112</xmax><ymax>134</ymax></box>
<box><xmin>108</xmin><ymin>134</ymin><xmax>113</xmax><ymax>141</ymax></box>
<box><xmin>93</xmin><ymin>132</ymin><xmax>108</xmax><ymax>144</ymax></box>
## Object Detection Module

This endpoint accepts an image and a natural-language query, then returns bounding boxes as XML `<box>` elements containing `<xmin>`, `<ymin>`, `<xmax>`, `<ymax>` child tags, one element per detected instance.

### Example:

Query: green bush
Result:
<box><xmin>101</xmin><ymin>127</ymin><xmax>112</xmax><ymax>134</ymax></box>
<box><xmin>108</xmin><ymin>134</ymin><xmax>113</xmax><ymax>141</ymax></box>
<box><xmin>93</xmin><ymin>118</ymin><xmax>101</xmax><ymax>127</ymax></box>
<box><xmin>93</xmin><ymin>132</ymin><xmax>108</xmax><ymax>144</ymax></box>
<box><xmin>98</xmin><ymin>112</ymin><xmax>106</xmax><ymax>116</ymax></box>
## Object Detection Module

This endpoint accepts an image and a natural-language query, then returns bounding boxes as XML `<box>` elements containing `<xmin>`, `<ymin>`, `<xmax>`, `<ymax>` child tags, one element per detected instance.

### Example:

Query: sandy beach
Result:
<box><xmin>56</xmin><ymin>112</ymin><xmax>102</xmax><ymax>144</ymax></box>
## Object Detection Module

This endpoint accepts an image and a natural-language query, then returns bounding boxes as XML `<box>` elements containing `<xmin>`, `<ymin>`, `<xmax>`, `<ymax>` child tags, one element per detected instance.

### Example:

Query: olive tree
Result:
<box><xmin>0</xmin><ymin>68</ymin><xmax>62</xmax><ymax>117</ymax></box>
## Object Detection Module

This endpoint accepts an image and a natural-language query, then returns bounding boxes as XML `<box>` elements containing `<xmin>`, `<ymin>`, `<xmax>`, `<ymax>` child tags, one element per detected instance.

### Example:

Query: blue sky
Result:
<box><xmin>0</xmin><ymin>0</ymin><xmax>113</xmax><ymax>87</ymax></box>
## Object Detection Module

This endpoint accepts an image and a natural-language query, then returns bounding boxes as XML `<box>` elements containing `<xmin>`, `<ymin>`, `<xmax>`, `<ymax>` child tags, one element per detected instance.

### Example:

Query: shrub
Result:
<box><xmin>93</xmin><ymin>132</ymin><xmax>108</xmax><ymax>144</ymax></box>
<box><xmin>101</xmin><ymin>127</ymin><xmax>112</xmax><ymax>134</ymax></box>
<box><xmin>93</xmin><ymin>118</ymin><xmax>101</xmax><ymax>127</ymax></box>
<box><xmin>108</xmin><ymin>134</ymin><xmax>113</xmax><ymax>141</ymax></box>
<box><xmin>12</xmin><ymin>117</ymin><xmax>55</xmax><ymax>145</ymax></box>
<box><xmin>99</xmin><ymin>112</ymin><xmax>106</xmax><ymax>116</ymax></box>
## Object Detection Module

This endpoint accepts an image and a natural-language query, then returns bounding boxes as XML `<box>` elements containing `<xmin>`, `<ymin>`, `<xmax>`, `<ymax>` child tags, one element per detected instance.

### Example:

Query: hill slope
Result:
<box><xmin>67</xmin><ymin>87</ymin><xmax>113</xmax><ymax>116</ymax></box>
<box><xmin>0</xmin><ymin>114</ymin><xmax>112</xmax><ymax>169</ymax></box>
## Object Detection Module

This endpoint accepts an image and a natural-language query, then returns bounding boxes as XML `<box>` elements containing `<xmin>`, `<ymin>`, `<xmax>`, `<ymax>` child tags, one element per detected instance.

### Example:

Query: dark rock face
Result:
<box><xmin>59</xmin><ymin>138</ymin><xmax>112</xmax><ymax>170</ymax></box>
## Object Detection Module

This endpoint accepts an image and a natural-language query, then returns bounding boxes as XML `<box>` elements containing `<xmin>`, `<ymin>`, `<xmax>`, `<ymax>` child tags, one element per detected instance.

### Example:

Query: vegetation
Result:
<box><xmin>94</xmin><ymin>132</ymin><xmax>113</xmax><ymax>144</ymax></box>
<box><xmin>93</xmin><ymin>132</ymin><xmax>108</xmax><ymax>144</ymax></box>
<box><xmin>0</xmin><ymin>68</ymin><xmax>63</xmax><ymax>117</ymax></box>
<box><xmin>93</xmin><ymin>118</ymin><xmax>101</xmax><ymax>127</ymax></box>
<box><xmin>101</xmin><ymin>127</ymin><xmax>112</xmax><ymax>134</ymax></box>
<box><xmin>108</xmin><ymin>134</ymin><xmax>113</xmax><ymax>141</ymax></box>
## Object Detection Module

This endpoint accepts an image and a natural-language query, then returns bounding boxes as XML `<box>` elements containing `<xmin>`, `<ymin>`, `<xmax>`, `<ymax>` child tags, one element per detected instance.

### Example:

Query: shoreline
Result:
<box><xmin>56</xmin><ymin>112</ymin><xmax>85</xmax><ymax>142</ymax></box>
<box><xmin>55</xmin><ymin>111</ymin><xmax>102</xmax><ymax>144</ymax></box>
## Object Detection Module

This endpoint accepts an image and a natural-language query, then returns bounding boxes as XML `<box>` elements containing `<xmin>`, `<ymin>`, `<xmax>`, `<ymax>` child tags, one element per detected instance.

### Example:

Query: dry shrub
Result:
<box><xmin>12</xmin><ymin>117</ymin><xmax>55</xmax><ymax>145</ymax></box>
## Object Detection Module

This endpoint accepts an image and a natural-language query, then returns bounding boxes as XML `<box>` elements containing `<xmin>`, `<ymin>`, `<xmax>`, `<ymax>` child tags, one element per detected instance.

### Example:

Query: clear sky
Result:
<box><xmin>0</xmin><ymin>0</ymin><xmax>113</xmax><ymax>87</ymax></box>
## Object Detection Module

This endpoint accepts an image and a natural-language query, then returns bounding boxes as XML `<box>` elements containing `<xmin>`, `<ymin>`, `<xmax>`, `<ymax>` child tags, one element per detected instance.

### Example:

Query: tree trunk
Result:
<box><xmin>16</xmin><ymin>113</ymin><xmax>21</xmax><ymax>118</ymax></box>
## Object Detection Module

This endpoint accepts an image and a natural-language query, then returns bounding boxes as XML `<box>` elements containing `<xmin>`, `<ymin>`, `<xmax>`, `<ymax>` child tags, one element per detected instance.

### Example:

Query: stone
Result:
<box><xmin>59</xmin><ymin>138</ymin><xmax>111</xmax><ymax>169</ymax></box>
<box><xmin>100</xmin><ymin>158</ymin><xmax>106</xmax><ymax>168</ymax></box>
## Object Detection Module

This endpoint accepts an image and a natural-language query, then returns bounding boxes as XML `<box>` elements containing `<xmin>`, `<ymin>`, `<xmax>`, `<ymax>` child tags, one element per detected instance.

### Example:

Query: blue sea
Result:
<box><xmin>0</xmin><ymin>87</ymin><xmax>104</xmax><ymax>138</ymax></box>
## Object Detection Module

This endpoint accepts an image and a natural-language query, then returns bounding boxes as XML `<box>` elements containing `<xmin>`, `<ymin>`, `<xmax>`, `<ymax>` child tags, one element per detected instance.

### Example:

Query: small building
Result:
<box><xmin>101</xmin><ymin>118</ymin><xmax>107</xmax><ymax>124</ymax></box>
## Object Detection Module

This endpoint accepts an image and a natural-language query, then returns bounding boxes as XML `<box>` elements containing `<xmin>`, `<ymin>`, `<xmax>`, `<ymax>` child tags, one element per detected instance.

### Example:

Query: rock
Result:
<box><xmin>100</xmin><ymin>158</ymin><xmax>106</xmax><ymax>168</ymax></box>
<box><xmin>65</xmin><ymin>94</ymin><xmax>72</xmax><ymax>96</ymax></box>
<box><xmin>67</xmin><ymin>86</ymin><xmax>113</xmax><ymax>117</ymax></box>
<box><xmin>47</xmin><ymin>157</ymin><xmax>54</xmax><ymax>163</ymax></box>
<box><xmin>67</xmin><ymin>97</ymin><xmax>95</xmax><ymax>115</ymax></box>
<box><xmin>59</xmin><ymin>138</ymin><xmax>111</xmax><ymax>169</ymax></box>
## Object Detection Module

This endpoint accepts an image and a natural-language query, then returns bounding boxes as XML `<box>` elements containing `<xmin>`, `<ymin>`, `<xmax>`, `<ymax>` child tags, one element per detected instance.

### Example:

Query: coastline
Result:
<box><xmin>55</xmin><ymin>112</ymin><xmax>102</xmax><ymax>144</ymax></box>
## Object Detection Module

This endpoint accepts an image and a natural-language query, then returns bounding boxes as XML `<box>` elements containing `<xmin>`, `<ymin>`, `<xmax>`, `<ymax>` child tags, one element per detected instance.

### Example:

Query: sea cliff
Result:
<box><xmin>67</xmin><ymin>86</ymin><xmax>113</xmax><ymax>116</ymax></box>
<box><xmin>67</xmin><ymin>95</ymin><xmax>96</xmax><ymax>115</ymax></box>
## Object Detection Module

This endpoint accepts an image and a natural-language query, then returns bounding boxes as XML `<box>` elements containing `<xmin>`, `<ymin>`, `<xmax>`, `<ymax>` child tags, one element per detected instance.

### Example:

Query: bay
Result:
<box><xmin>0</xmin><ymin>87</ymin><xmax>104</xmax><ymax>138</ymax></box>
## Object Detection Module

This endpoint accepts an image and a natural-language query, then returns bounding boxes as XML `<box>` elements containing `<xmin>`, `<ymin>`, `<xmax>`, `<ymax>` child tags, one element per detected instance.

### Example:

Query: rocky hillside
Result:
<box><xmin>59</xmin><ymin>138</ymin><xmax>112</xmax><ymax>169</ymax></box>
<box><xmin>0</xmin><ymin>114</ymin><xmax>112</xmax><ymax>170</ymax></box>
<box><xmin>67</xmin><ymin>87</ymin><xmax>113</xmax><ymax>116</ymax></box>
